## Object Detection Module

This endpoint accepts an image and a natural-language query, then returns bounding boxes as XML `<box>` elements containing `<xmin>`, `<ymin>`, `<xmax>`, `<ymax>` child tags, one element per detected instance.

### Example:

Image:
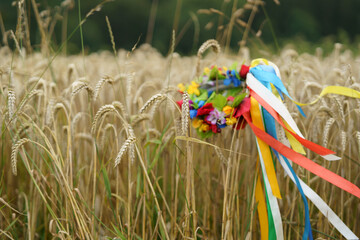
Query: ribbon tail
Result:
<box><xmin>242</xmin><ymin>111</ymin><xmax>360</xmax><ymax>199</ymax></box>
<box><xmin>262</xmin><ymin>105</ymin><xmax>312</xmax><ymax>240</ymax></box>
<box><xmin>250</xmin><ymin>88</ymin><xmax>340</xmax><ymax>160</ymax></box>
<box><xmin>257</xmin><ymin>140</ymin><xmax>283</xmax><ymax>240</ymax></box>
<box><xmin>255</xmin><ymin>159</ymin><xmax>269</xmax><ymax>240</ymax></box>
<box><xmin>278</xmin><ymin>154</ymin><xmax>359</xmax><ymax>240</ymax></box>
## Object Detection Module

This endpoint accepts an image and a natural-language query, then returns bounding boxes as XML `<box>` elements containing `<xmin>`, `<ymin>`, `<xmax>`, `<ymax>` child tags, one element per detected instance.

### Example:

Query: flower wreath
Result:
<box><xmin>177</xmin><ymin>62</ymin><xmax>251</xmax><ymax>138</ymax></box>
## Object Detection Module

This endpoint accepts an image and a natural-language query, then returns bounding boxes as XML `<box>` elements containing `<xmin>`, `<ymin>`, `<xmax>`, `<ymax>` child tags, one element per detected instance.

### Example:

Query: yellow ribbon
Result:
<box><xmin>283</xmin><ymin>120</ymin><xmax>306</xmax><ymax>155</ymax></box>
<box><xmin>255</xmin><ymin>158</ymin><xmax>269</xmax><ymax>240</ymax></box>
<box><xmin>251</xmin><ymin>96</ymin><xmax>282</xmax><ymax>199</ymax></box>
<box><xmin>293</xmin><ymin>86</ymin><xmax>360</xmax><ymax>106</ymax></box>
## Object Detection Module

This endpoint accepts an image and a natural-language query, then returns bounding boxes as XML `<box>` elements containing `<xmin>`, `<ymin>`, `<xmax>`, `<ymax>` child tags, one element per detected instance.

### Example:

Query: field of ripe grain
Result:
<box><xmin>0</xmin><ymin>43</ymin><xmax>360</xmax><ymax>239</ymax></box>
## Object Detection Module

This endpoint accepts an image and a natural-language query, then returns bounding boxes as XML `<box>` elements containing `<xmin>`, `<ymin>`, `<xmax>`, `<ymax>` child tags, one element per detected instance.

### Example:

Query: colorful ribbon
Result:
<box><xmin>245</xmin><ymin>59</ymin><xmax>359</xmax><ymax>239</ymax></box>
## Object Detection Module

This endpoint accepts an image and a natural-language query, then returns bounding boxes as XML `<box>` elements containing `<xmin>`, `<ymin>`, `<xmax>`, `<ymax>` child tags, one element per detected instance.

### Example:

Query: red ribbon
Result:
<box><xmin>242</xmin><ymin>111</ymin><xmax>360</xmax><ymax>199</ymax></box>
<box><xmin>250</xmin><ymin>90</ymin><xmax>336</xmax><ymax>156</ymax></box>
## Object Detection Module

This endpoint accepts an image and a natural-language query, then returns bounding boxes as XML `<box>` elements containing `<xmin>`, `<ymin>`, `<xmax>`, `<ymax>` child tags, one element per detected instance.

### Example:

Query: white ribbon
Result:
<box><xmin>277</xmin><ymin>153</ymin><xmax>358</xmax><ymax>239</ymax></box>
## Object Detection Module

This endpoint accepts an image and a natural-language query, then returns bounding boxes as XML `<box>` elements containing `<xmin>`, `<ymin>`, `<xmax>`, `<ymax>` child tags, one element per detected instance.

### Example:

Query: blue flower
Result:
<box><xmin>196</xmin><ymin>100</ymin><xmax>205</xmax><ymax>108</ymax></box>
<box><xmin>224</xmin><ymin>70</ymin><xmax>241</xmax><ymax>87</ymax></box>
<box><xmin>190</xmin><ymin>109</ymin><xmax>198</xmax><ymax>119</ymax></box>
<box><xmin>189</xmin><ymin>100</ymin><xmax>205</xmax><ymax>119</ymax></box>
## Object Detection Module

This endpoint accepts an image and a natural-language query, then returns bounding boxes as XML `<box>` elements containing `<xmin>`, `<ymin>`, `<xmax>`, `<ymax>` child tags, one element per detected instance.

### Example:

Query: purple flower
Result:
<box><xmin>206</xmin><ymin>108</ymin><xmax>226</xmax><ymax>125</ymax></box>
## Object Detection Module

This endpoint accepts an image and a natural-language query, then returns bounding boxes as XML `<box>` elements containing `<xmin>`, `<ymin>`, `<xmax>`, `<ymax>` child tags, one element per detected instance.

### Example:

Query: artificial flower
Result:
<box><xmin>193</xmin><ymin>100</ymin><xmax>205</xmax><ymax>109</ymax></box>
<box><xmin>199</xmin><ymin>123</ymin><xmax>210</xmax><ymax>132</ymax></box>
<box><xmin>210</xmin><ymin>124</ymin><xmax>220</xmax><ymax>133</ymax></box>
<box><xmin>233</xmin><ymin>97</ymin><xmax>251</xmax><ymax>118</ymax></box>
<box><xmin>222</xmin><ymin>106</ymin><xmax>234</xmax><ymax>115</ymax></box>
<box><xmin>190</xmin><ymin>109</ymin><xmax>198</xmax><ymax>119</ymax></box>
<box><xmin>226</xmin><ymin>117</ymin><xmax>237</xmax><ymax>126</ymax></box>
<box><xmin>187</xmin><ymin>81</ymin><xmax>200</xmax><ymax>96</ymax></box>
<box><xmin>192</xmin><ymin>118</ymin><xmax>203</xmax><ymax>128</ymax></box>
<box><xmin>240</xmin><ymin>64</ymin><xmax>250</xmax><ymax>79</ymax></box>
<box><xmin>196</xmin><ymin>103</ymin><xmax>214</xmax><ymax>116</ymax></box>
<box><xmin>203</xmin><ymin>67</ymin><xmax>210</xmax><ymax>75</ymax></box>
<box><xmin>224</xmin><ymin>70</ymin><xmax>241</xmax><ymax>87</ymax></box>
<box><xmin>206</xmin><ymin>108</ymin><xmax>226</xmax><ymax>125</ymax></box>
<box><xmin>177</xmin><ymin>83</ymin><xmax>186</xmax><ymax>92</ymax></box>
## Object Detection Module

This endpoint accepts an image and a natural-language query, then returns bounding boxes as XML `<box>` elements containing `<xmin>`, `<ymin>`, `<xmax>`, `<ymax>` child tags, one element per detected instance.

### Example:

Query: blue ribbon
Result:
<box><xmin>250</xmin><ymin>65</ymin><xmax>306</xmax><ymax>117</ymax></box>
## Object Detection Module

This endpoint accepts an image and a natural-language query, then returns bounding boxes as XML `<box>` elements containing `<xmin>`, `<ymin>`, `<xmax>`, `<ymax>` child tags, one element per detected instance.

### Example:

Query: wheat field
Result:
<box><xmin>0</xmin><ymin>41</ymin><xmax>360</xmax><ymax>239</ymax></box>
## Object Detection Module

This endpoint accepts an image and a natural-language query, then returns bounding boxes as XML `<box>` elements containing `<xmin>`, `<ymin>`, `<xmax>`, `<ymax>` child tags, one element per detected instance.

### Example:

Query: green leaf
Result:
<box><xmin>144</xmin><ymin>139</ymin><xmax>162</xmax><ymax>147</ymax></box>
<box><xmin>209</xmin><ymin>93</ymin><xmax>227</xmax><ymax>110</ymax></box>
<box><xmin>209</xmin><ymin>66</ymin><xmax>218</xmax><ymax>80</ymax></box>
<box><xmin>101</xmin><ymin>167</ymin><xmax>112</xmax><ymax>200</ymax></box>
<box><xmin>232</xmin><ymin>93</ymin><xmax>247</xmax><ymax>107</ymax></box>
<box><xmin>196</xmin><ymin>128</ymin><xmax>214</xmax><ymax>139</ymax></box>
<box><xmin>205</xmin><ymin>91</ymin><xmax>216</xmax><ymax>104</ymax></box>
<box><xmin>217</xmin><ymin>72</ymin><xmax>226</xmax><ymax>80</ymax></box>
<box><xmin>111</xmin><ymin>223</ymin><xmax>127</xmax><ymax>240</ymax></box>
<box><xmin>188</xmin><ymin>93</ymin><xmax>196</xmax><ymax>101</ymax></box>
<box><xmin>229</xmin><ymin>61</ymin><xmax>238</xmax><ymax>71</ymax></box>
<box><xmin>196</xmin><ymin>90</ymin><xmax>208</xmax><ymax>101</ymax></box>
<box><xmin>225</xmin><ymin>88</ymin><xmax>242</xmax><ymax>97</ymax></box>
<box><xmin>136</xmin><ymin>167</ymin><xmax>142</xmax><ymax>198</ymax></box>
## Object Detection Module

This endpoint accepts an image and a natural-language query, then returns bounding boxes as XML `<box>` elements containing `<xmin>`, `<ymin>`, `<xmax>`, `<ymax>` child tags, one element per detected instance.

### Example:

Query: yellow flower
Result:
<box><xmin>204</xmin><ymin>67</ymin><xmax>210</xmax><ymax>75</ymax></box>
<box><xmin>223</xmin><ymin>66</ymin><xmax>228</xmax><ymax>72</ymax></box>
<box><xmin>192</xmin><ymin>118</ymin><xmax>203</xmax><ymax>128</ymax></box>
<box><xmin>199</xmin><ymin>123</ymin><xmax>210</xmax><ymax>132</ymax></box>
<box><xmin>177</xmin><ymin>83</ymin><xmax>186</xmax><ymax>92</ymax></box>
<box><xmin>222</xmin><ymin>106</ymin><xmax>234</xmax><ymax>116</ymax></box>
<box><xmin>187</xmin><ymin>81</ymin><xmax>200</xmax><ymax>96</ymax></box>
<box><xmin>226</xmin><ymin>117</ymin><xmax>237</xmax><ymax>126</ymax></box>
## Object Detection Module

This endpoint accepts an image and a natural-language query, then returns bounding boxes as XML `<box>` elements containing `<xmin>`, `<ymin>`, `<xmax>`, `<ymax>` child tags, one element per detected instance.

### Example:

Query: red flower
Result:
<box><xmin>240</xmin><ymin>64</ymin><xmax>250</xmax><ymax>79</ymax></box>
<box><xmin>233</xmin><ymin>97</ymin><xmax>251</xmax><ymax>118</ymax></box>
<box><xmin>211</xmin><ymin>124</ymin><xmax>220</xmax><ymax>133</ymax></box>
<box><xmin>196</xmin><ymin>103</ymin><xmax>214</xmax><ymax>116</ymax></box>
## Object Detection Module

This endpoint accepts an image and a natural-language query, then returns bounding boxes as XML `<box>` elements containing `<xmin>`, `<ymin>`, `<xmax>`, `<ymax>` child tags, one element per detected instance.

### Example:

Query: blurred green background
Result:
<box><xmin>0</xmin><ymin>0</ymin><xmax>359</xmax><ymax>55</ymax></box>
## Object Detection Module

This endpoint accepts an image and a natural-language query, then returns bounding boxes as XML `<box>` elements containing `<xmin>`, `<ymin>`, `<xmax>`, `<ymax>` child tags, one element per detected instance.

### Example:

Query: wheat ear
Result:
<box><xmin>196</xmin><ymin>39</ymin><xmax>221</xmax><ymax>76</ymax></box>
<box><xmin>11</xmin><ymin>138</ymin><xmax>30</xmax><ymax>175</ymax></box>
<box><xmin>114</xmin><ymin>136</ymin><xmax>136</xmax><ymax>167</ymax></box>
<box><xmin>139</xmin><ymin>94</ymin><xmax>165</xmax><ymax>114</ymax></box>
